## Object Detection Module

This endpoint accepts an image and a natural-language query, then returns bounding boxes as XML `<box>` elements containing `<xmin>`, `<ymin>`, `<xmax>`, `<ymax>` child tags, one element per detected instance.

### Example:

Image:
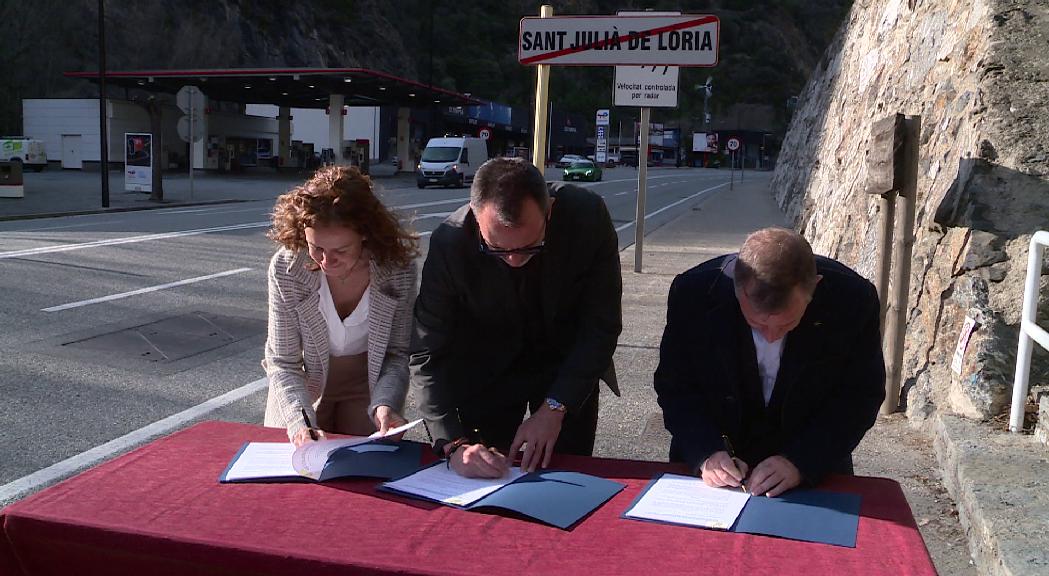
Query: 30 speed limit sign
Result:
<box><xmin>726</xmin><ymin>137</ymin><xmax>741</xmax><ymax>151</ymax></box>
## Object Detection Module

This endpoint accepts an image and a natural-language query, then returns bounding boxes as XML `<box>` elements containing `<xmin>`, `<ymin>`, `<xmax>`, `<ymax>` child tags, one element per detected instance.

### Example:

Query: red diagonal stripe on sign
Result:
<box><xmin>521</xmin><ymin>15</ymin><xmax>718</xmax><ymax>65</ymax></box>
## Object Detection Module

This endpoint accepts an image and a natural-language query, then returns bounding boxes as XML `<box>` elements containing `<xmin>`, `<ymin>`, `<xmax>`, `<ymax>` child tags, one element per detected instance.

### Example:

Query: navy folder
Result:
<box><xmin>219</xmin><ymin>440</ymin><xmax>424</xmax><ymax>483</ymax></box>
<box><xmin>383</xmin><ymin>463</ymin><xmax>625</xmax><ymax>530</ymax></box>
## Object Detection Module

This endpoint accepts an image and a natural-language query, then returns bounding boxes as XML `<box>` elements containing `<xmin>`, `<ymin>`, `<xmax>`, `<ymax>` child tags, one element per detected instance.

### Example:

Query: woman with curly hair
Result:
<box><xmin>263</xmin><ymin>165</ymin><xmax>419</xmax><ymax>446</ymax></box>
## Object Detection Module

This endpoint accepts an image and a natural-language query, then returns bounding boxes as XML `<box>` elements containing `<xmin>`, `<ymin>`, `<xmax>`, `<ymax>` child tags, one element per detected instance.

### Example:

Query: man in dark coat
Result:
<box><xmin>654</xmin><ymin>227</ymin><xmax>884</xmax><ymax>497</ymax></box>
<box><xmin>411</xmin><ymin>157</ymin><xmax>622</xmax><ymax>478</ymax></box>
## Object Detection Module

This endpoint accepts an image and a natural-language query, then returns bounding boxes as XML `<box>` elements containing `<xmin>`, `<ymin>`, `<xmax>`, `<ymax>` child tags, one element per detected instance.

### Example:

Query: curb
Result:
<box><xmin>932</xmin><ymin>413</ymin><xmax>1049</xmax><ymax>576</ymax></box>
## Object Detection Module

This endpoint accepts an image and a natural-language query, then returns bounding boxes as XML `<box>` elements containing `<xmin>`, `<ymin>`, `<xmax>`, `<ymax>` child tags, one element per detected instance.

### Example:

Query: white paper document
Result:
<box><xmin>384</xmin><ymin>463</ymin><xmax>527</xmax><ymax>507</ymax></box>
<box><xmin>292</xmin><ymin>418</ymin><xmax>424</xmax><ymax>480</ymax></box>
<box><xmin>222</xmin><ymin>442</ymin><xmax>298</xmax><ymax>482</ymax></box>
<box><xmin>624</xmin><ymin>473</ymin><xmax>751</xmax><ymax>529</ymax></box>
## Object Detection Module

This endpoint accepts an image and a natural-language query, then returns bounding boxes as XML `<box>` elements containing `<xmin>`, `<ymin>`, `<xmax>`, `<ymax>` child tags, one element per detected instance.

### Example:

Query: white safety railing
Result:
<box><xmin>1010</xmin><ymin>230</ymin><xmax>1049</xmax><ymax>432</ymax></box>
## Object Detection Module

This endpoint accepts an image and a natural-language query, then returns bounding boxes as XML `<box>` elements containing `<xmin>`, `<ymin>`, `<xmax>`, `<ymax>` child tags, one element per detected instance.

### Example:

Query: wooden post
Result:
<box><xmin>881</xmin><ymin>115</ymin><xmax>920</xmax><ymax>414</ymax></box>
<box><xmin>865</xmin><ymin>113</ymin><xmax>906</xmax><ymax>334</ymax></box>
<box><xmin>875</xmin><ymin>192</ymin><xmax>896</xmax><ymax>332</ymax></box>
<box><xmin>531</xmin><ymin>5</ymin><xmax>553</xmax><ymax>175</ymax></box>
<box><xmin>634</xmin><ymin>107</ymin><xmax>650</xmax><ymax>273</ymax></box>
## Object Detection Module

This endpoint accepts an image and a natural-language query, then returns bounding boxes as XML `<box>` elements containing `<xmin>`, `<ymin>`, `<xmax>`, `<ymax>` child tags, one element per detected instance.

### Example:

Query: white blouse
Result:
<box><xmin>318</xmin><ymin>276</ymin><xmax>370</xmax><ymax>356</ymax></box>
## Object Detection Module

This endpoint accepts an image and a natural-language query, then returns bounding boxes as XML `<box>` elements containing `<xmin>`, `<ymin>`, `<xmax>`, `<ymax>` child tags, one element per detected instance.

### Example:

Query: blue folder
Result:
<box><xmin>383</xmin><ymin>464</ymin><xmax>625</xmax><ymax>530</ymax></box>
<box><xmin>625</xmin><ymin>474</ymin><xmax>862</xmax><ymax>547</ymax></box>
<box><xmin>732</xmin><ymin>489</ymin><xmax>862</xmax><ymax>547</ymax></box>
<box><xmin>219</xmin><ymin>440</ymin><xmax>424</xmax><ymax>483</ymax></box>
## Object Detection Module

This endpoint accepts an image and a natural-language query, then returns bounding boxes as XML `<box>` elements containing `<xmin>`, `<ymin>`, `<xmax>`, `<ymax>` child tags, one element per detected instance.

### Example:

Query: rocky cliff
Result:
<box><xmin>772</xmin><ymin>0</ymin><xmax>1049</xmax><ymax>424</ymax></box>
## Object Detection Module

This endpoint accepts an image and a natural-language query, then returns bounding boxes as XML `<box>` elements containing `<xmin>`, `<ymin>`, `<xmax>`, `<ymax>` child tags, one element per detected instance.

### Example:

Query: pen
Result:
<box><xmin>301</xmin><ymin>408</ymin><xmax>318</xmax><ymax>441</ymax></box>
<box><xmin>721</xmin><ymin>434</ymin><xmax>749</xmax><ymax>493</ymax></box>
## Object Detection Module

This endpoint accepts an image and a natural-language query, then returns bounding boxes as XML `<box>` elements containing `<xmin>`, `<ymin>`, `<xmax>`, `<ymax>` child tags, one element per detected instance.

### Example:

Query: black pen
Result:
<box><xmin>301</xmin><ymin>408</ymin><xmax>318</xmax><ymax>441</ymax></box>
<box><xmin>721</xmin><ymin>434</ymin><xmax>748</xmax><ymax>493</ymax></box>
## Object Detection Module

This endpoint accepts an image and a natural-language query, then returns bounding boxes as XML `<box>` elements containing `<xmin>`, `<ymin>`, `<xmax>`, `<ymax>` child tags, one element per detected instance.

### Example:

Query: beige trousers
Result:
<box><xmin>315</xmin><ymin>352</ymin><xmax>376</xmax><ymax>436</ymax></box>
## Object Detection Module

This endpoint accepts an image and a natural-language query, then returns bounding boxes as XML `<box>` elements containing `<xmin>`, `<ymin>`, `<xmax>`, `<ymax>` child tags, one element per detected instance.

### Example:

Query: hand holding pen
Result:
<box><xmin>291</xmin><ymin>408</ymin><xmax>326</xmax><ymax>448</ymax></box>
<box><xmin>698</xmin><ymin>435</ymin><xmax>750</xmax><ymax>492</ymax></box>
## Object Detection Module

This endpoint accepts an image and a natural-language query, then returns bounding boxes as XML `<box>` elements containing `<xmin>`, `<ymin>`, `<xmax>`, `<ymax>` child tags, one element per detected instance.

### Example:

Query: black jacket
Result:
<box><xmin>654</xmin><ymin>254</ymin><xmax>885</xmax><ymax>482</ymax></box>
<box><xmin>410</xmin><ymin>183</ymin><xmax>623</xmax><ymax>442</ymax></box>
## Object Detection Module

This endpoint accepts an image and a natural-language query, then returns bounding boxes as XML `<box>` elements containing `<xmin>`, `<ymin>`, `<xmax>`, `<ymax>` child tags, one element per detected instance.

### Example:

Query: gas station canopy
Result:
<box><xmin>65</xmin><ymin>67</ymin><xmax>482</xmax><ymax>108</ymax></box>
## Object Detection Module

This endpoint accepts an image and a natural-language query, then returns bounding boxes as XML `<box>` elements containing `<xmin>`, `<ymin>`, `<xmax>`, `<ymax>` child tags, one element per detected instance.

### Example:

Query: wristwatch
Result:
<box><xmin>545</xmin><ymin>397</ymin><xmax>567</xmax><ymax>413</ymax></box>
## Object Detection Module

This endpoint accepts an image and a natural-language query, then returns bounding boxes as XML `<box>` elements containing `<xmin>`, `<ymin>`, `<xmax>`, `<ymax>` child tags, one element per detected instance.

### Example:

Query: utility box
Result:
<box><xmin>0</xmin><ymin>160</ymin><xmax>24</xmax><ymax>198</ymax></box>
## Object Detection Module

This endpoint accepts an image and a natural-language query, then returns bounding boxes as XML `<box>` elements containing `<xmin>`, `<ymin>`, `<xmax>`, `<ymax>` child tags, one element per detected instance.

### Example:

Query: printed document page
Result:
<box><xmin>384</xmin><ymin>464</ymin><xmax>527</xmax><ymax>506</ymax></box>
<box><xmin>624</xmin><ymin>473</ymin><xmax>751</xmax><ymax>529</ymax></box>
<box><xmin>223</xmin><ymin>443</ymin><xmax>297</xmax><ymax>482</ymax></box>
<box><xmin>293</xmin><ymin>419</ymin><xmax>424</xmax><ymax>479</ymax></box>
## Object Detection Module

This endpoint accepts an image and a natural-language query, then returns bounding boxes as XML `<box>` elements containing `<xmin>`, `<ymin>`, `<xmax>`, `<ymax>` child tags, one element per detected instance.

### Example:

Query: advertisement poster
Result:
<box><xmin>125</xmin><ymin>133</ymin><xmax>153</xmax><ymax>193</ymax></box>
<box><xmin>692</xmin><ymin>132</ymin><xmax>718</xmax><ymax>153</ymax></box>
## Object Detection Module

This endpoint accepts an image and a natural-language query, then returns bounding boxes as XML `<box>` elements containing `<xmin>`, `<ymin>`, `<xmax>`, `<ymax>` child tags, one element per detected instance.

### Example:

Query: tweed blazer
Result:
<box><xmin>262</xmin><ymin>247</ymin><xmax>417</xmax><ymax>440</ymax></box>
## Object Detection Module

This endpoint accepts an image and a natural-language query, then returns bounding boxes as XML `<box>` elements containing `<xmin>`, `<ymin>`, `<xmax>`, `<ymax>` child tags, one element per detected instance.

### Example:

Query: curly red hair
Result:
<box><xmin>268</xmin><ymin>165</ymin><xmax>419</xmax><ymax>268</ymax></box>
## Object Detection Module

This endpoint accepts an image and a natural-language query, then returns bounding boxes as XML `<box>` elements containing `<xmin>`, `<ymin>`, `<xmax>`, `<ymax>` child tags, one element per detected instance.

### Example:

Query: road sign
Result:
<box><xmin>614</xmin><ymin>65</ymin><xmax>679</xmax><ymax>108</ymax></box>
<box><xmin>478</xmin><ymin>127</ymin><xmax>491</xmax><ymax>140</ymax></box>
<box><xmin>176</xmin><ymin>86</ymin><xmax>205</xmax><ymax>114</ymax></box>
<box><xmin>519</xmin><ymin>14</ymin><xmax>719</xmax><ymax>66</ymax></box>
<box><xmin>177</xmin><ymin>115</ymin><xmax>203</xmax><ymax>143</ymax></box>
<box><xmin>596</xmin><ymin>109</ymin><xmax>610</xmax><ymax>126</ymax></box>
<box><xmin>727</xmin><ymin>137</ymin><xmax>741</xmax><ymax>151</ymax></box>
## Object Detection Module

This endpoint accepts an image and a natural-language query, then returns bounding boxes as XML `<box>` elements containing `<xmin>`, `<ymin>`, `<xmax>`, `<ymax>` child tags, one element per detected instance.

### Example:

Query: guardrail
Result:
<box><xmin>1010</xmin><ymin>230</ymin><xmax>1049</xmax><ymax>432</ymax></box>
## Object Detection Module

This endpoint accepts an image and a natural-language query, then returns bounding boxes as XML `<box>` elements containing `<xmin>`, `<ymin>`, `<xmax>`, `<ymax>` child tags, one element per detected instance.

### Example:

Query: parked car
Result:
<box><xmin>563</xmin><ymin>160</ymin><xmax>602</xmax><ymax>182</ymax></box>
<box><xmin>555</xmin><ymin>154</ymin><xmax>587</xmax><ymax>168</ymax></box>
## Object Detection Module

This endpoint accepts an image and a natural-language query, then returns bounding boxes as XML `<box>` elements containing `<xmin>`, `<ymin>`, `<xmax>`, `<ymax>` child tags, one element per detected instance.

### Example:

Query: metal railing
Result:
<box><xmin>1009</xmin><ymin>230</ymin><xmax>1049</xmax><ymax>432</ymax></box>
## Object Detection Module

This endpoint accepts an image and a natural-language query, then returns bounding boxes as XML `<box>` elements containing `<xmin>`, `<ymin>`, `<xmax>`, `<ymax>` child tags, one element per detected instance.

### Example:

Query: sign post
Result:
<box><xmin>726</xmin><ymin>136</ymin><xmax>740</xmax><ymax>191</ymax></box>
<box><xmin>177</xmin><ymin>86</ymin><xmax>205</xmax><ymax>201</ymax></box>
<box><xmin>635</xmin><ymin>106</ymin><xmax>651</xmax><ymax>273</ymax></box>
<box><xmin>595</xmin><ymin>109</ymin><xmax>609</xmax><ymax>164</ymax></box>
<box><xmin>531</xmin><ymin>5</ymin><xmax>554</xmax><ymax>175</ymax></box>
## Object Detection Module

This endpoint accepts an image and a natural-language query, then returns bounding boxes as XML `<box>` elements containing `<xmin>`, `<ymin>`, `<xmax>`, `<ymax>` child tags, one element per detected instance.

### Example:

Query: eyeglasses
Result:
<box><xmin>478</xmin><ymin>238</ymin><xmax>545</xmax><ymax>257</ymax></box>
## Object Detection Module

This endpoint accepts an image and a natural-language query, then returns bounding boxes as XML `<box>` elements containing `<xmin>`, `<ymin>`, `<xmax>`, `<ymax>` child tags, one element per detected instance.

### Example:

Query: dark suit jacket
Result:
<box><xmin>654</xmin><ymin>254</ymin><xmax>885</xmax><ymax>483</ymax></box>
<box><xmin>410</xmin><ymin>183</ymin><xmax>623</xmax><ymax>442</ymax></box>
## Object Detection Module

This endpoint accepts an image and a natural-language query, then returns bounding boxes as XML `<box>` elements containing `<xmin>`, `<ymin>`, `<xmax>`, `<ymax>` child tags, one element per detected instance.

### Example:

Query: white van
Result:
<box><xmin>416</xmin><ymin>136</ymin><xmax>488</xmax><ymax>189</ymax></box>
<box><xmin>0</xmin><ymin>137</ymin><xmax>47</xmax><ymax>171</ymax></box>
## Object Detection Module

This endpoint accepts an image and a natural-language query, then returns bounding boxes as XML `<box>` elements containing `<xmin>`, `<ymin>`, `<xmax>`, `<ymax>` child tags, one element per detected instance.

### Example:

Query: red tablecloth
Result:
<box><xmin>0</xmin><ymin>421</ymin><xmax>936</xmax><ymax>575</ymax></box>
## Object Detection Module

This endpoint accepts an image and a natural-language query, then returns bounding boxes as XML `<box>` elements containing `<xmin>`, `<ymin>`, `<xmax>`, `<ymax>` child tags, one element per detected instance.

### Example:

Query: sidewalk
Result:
<box><xmin>597</xmin><ymin>173</ymin><xmax>976</xmax><ymax>575</ymax></box>
<box><xmin>0</xmin><ymin>163</ymin><xmax>414</xmax><ymax>221</ymax></box>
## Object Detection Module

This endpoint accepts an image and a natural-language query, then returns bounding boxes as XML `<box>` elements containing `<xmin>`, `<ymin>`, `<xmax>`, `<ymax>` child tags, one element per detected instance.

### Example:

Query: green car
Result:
<box><xmin>563</xmin><ymin>160</ymin><xmax>602</xmax><ymax>182</ymax></box>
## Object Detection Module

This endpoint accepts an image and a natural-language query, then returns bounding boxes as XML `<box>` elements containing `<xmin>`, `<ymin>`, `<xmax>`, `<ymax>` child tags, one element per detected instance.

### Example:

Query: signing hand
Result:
<box><xmin>373</xmin><ymin>405</ymin><xmax>408</xmax><ymax>440</ymax></box>
<box><xmin>700</xmin><ymin>450</ymin><xmax>750</xmax><ymax>489</ymax></box>
<box><xmin>509</xmin><ymin>407</ymin><xmax>566</xmax><ymax>473</ymax></box>
<box><xmin>449</xmin><ymin>444</ymin><xmax>510</xmax><ymax>478</ymax></box>
<box><xmin>747</xmin><ymin>455</ymin><xmax>802</xmax><ymax>497</ymax></box>
<box><xmin>291</xmin><ymin>427</ymin><xmax>327</xmax><ymax>448</ymax></box>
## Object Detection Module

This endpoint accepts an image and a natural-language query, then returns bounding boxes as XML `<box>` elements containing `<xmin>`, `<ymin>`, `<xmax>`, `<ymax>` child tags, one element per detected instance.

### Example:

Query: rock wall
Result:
<box><xmin>772</xmin><ymin>0</ymin><xmax>1049</xmax><ymax>424</ymax></box>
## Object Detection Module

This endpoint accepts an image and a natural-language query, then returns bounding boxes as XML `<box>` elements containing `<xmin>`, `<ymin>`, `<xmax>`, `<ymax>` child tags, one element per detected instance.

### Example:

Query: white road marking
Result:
<box><xmin>42</xmin><ymin>268</ymin><xmax>253</xmax><ymax>312</ymax></box>
<box><xmin>615</xmin><ymin>182</ymin><xmax>730</xmax><ymax>232</ymax></box>
<box><xmin>0</xmin><ymin>377</ymin><xmax>269</xmax><ymax>504</ymax></box>
<box><xmin>0</xmin><ymin>221</ymin><xmax>271</xmax><ymax>260</ymax></box>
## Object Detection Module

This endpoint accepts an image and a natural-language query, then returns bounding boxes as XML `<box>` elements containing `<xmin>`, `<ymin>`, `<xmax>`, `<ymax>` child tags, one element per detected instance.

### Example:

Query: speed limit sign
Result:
<box><xmin>726</xmin><ymin>137</ymin><xmax>741</xmax><ymax>151</ymax></box>
<box><xmin>478</xmin><ymin>127</ymin><xmax>491</xmax><ymax>140</ymax></box>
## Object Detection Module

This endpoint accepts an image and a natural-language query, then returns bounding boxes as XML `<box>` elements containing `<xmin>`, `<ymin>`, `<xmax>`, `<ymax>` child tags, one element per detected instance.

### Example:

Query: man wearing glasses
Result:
<box><xmin>411</xmin><ymin>157</ymin><xmax>622</xmax><ymax>478</ymax></box>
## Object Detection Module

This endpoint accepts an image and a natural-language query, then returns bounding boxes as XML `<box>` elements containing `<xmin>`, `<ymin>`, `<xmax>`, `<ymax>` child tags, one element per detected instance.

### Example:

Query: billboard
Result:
<box><xmin>125</xmin><ymin>133</ymin><xmax>153</xmax><ymax>193</ymax></box>
<box><xmin>693</xmin><ymin>132</ymin><xmax>717</xmax><ymax>153</ymax></box>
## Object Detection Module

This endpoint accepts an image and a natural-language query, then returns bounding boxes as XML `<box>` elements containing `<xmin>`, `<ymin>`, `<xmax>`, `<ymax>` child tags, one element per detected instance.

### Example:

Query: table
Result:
<box><xmin>0</xmin><ymin>421</ymin><xmax>937</xmax><ymax>575</ymax></box>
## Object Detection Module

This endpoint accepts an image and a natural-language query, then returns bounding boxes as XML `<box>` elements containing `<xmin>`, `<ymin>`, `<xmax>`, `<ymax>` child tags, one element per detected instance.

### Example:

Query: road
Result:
<box><xmin>0</xmin><ymin>167</ymin><xmax>744</xmax><ymax>503</ymax></box>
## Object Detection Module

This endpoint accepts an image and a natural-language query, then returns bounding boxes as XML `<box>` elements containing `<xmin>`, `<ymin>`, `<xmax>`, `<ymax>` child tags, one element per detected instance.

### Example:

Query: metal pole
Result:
<box><xmin>633</xmin><ymin>107</ymin><xmax>650</xmax><ymax>273</ymax></box>
<box><xmin>881</xmin><ymin>115</ymin><xmax>920</xmax><ymax>414</ymax></box>
<box><xmin>729</xmin><ymin>151</ymin><xmax>734</xmax><ymax>190</ymax></box>
<box><xmin>530</xmin><ymin>5</ymin><xmax>553</xmax><ymax>176</ymax></box>
<box><xmin>1010</xmin><ymin>232</ymin><xmax>1049</xmax><ymax>431</ymax></box>
<box><xmin>98</xmin><ymin>0</ymin><xmax>109</xmax><ymax>207</ymax></box>
<box><xmin>874</xmin><ymin>192</ymin><xmax>897</xmax><ymax>334</ymax></box>
<box><xmin>189</xmin><ymin>87</ymin><xmax>195</xmax><ymax>201</ymax></box>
